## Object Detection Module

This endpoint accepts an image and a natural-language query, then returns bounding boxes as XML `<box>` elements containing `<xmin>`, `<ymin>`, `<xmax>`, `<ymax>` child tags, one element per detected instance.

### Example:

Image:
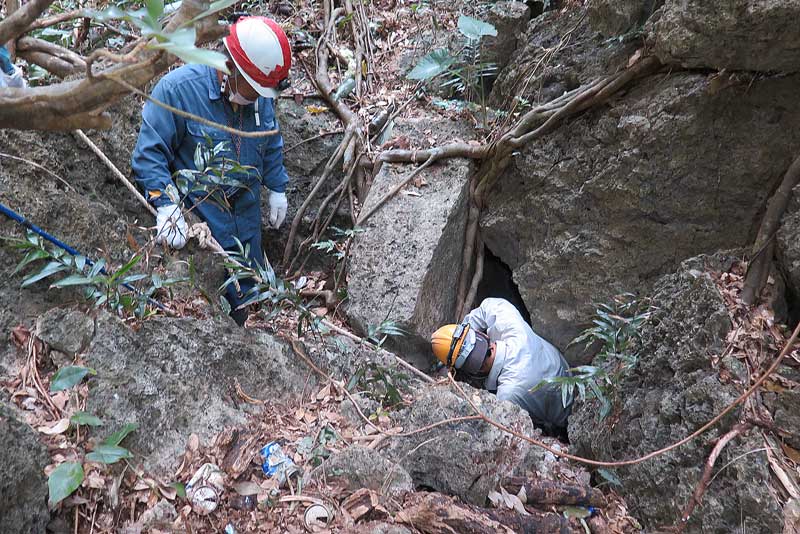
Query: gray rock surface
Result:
<box><xmin>483</xmin><ymin>1</ymin><xmax>531</xmax><ymax>72</ymax></box>
<box><xmin>484</xmin><ymin>72</ymin><xmax>800</xmax><ymax>362</ymax></box>
<box><xmin>82</xmin><ymin>312</ymin><xmax>314</xmax><ymax>475</ymax></box>
<box><xmin>768</xmin><ymin>390</ymin><xmax>800</xmax><ymax>451</ymax></box>
<box><xmin>0</xmin><ymin>404</ymin><xmax>50</xmax><ymax>534</ymax></box>
<box><xmin>263</xmin><ymin>100</ymin><xmax>344</xmax><ymax>265</ymax></box>
<box><xmin>315</xmin><ymin>445</ymin><xmax>413</xmax><ymax>497</ymax></box>
<box><xmin>778</xmin><ymin>184</ymin><xmax>800</xmax><ymax>303</ymax></box>
<box><xmin>651</xmin><ymin>0</ymin><xmax>800</xmax><ymax>73</ymax></box>
<box><xmin>588</xmin><ymin>0</ymin><xmax>660</xmax><ymax>36</ymax></box>
<box><xmin>353</xmin><ymin>522</ymin><xmax>413</xmax><ymax>534</ymax></box>
<box><xmin>489</xmin><ymin>7</ymin><xmax>635</xmax><ymax>108</ymax></box>
<box><xmin>35</xmin><ymin>307</ymin><xmax>95</xmax><ymax>357</ymax></box>
<box><xmin>568</xmin><ymin>257</ymin><xmax>782</xmax><ymax>532</ymax></box>
<box><xmin>347</xmin><ymin>118</ymin><xmax>472</xmax><ymax>369</ymax></box>
<box><xmin>383</xmin><ymin>384</ymin><xmax>536</xmax><ymax>505</ymax></box>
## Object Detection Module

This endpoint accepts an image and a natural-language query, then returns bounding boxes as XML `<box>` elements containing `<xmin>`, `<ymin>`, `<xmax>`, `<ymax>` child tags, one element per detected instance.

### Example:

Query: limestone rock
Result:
<box><xmin>778</xmin><ymin>184</ymin><xmax>800</xmax><ymax>302</ymax></box>
<box><xmin>82</xmin><ymin>312</ymin><xmax>314</xmax><ymax>475</ymax></box>
<box><xmin>483</xmin><ymin>1</ymin><xmax>531</xmax><ymax>72</ymax></box>
<box><xmin>0</xmin><ymin>404</ymin><xmax>50</xmax><ymax>534</ymax></box>
<box><xmin>769</xmin><ymin>390</ymin><xmax>800</xmax><ymax>451</ymax></box>
<box><xmin>35</xmin><ymin>307</ymin><xmax>95</xmax><ymax>357</ymax></box>
<box><xmin>383</xmin><ymin>384</ymin><xmax>536</xmax><ymax>505</ymax></box>
<box><xmin>651</xmin><ymin>0</ymin><xmax>800</xmax><ymax>73</ymax></box>
<box><xmin>264</xmin><ymin>101</ymin><xmax>344</xmax><ymax>263</ymax></box>
<box><xmin>353</xmin><ymin>522</ymin><xmax>413</xmax><ymax>534</ymax></box>
<box><xmin>489</xmin><ymin>6</ymin><xmax>635</xmax><ymax>108</ymax></box>
<box><xmin>346</xmin><ymin>118</ymin><xmax>472</xmax><ymax>368</ymax></box>
<box><xmin>484</xmin><ymin>72</ymin><xmax>800</xmax><ymax>361</ymax></box>
<box><xmin>588</xmin><ymin>0</ymin><xmax>659</xmax><ymax>36</ymax></box>
<box><xmin>315</xmin><ymin>445</ymin><xmax>413</xmax><ymax>497</ymax></box>
<box><xmin>568</xmin><ymin>256</ymin><xmax>782</xmax><ymax>532</ymax></box>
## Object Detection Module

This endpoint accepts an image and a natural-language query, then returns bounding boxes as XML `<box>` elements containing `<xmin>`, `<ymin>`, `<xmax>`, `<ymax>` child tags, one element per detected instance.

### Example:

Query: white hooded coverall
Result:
<box><xmin>463</xmin><ymin>298</ymin><xmax>573</xmax><ymax>430</ymax></box>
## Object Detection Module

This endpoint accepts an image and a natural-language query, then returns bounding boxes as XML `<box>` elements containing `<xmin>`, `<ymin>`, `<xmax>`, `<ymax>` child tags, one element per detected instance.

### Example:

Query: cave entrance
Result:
<box><xmin>474</xmin><ymin>245</ymin><xmax>532</xmax><ymax>324</ymax></box>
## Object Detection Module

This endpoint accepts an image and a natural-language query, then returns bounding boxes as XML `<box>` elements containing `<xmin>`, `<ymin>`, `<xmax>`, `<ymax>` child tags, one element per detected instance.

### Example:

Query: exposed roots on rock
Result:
<box><xmin>742</xmin><ymin>154</ymin><xmax>800</xmax><ymax>304</ymax></box>
<box><xmin>673</xmin><ymin>423</ymin><xmax>752</xmax><ymax>533</ymax></box>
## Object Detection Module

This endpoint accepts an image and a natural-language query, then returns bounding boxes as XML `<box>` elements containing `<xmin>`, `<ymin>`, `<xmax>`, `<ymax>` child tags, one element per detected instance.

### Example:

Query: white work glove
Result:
<box><xmin>155</xmin><ymin>204</ymin><xmax>188</xmax><ymax>249</ymax></box>
<box><xmin>0</xmin><ymin>64</ymin><xmax>26</xmax><ymax>89</ymax></box>
<box><xmin>268</xmin><ymin>190</ymin><xmax>288</xmax><ymax>229</ymax></box>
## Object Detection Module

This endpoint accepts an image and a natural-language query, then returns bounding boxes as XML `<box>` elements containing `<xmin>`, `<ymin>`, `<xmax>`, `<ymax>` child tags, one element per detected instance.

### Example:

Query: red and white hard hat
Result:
<box><xmin>224</xmin><ymin>16</ymin><xmax>292</xmax><ymax>98</ymax></box>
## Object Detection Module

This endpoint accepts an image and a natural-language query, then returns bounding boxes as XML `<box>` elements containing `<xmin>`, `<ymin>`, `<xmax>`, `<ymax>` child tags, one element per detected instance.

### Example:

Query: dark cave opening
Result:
<box><xmin>474</xmin><ymin>245</ymin><xmax>532</xmax><ymax>325</ymax></box>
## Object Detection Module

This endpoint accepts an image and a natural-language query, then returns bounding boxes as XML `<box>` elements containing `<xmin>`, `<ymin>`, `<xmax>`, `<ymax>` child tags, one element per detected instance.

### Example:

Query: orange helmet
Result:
<box><xmin>431</xmin><ymin>323</ymin><xmax>489</xmax><ymax>373</ymax></box>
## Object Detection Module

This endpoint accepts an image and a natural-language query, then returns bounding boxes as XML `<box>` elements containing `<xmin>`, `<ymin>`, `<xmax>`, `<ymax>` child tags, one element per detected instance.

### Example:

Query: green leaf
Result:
<box><xmin>103</xmin><ymin>423</ymin><xmax>138</xmax><ymax>446</ymax></box>
<box><xmin>50</xmin><ymin>366</ymin><xmax>96</xmax><ymax>392</ymax></box>
<box><xmin>50</xmin><ymin>274</ymin><xmax>97</xmax><ymax>288</ymax></box>
<box><xmin>86</xmin><ymin>444</ymin><xmax>133</xmax><ymax>464</ymax></box>
<box><xmin>89</xmin><ymin>259</ymin><xmax>106</xmax><ymax>277</ymax></box>
<box><xmin>171</xmin><ymin>482</ymin><xmax>186</xmax><ymax>498</ymax></box>
<box><xmin>597</xmin><ymin>467</ymin><xmax>623</xmax><ymax>488</ymax></box>
<box><xmin>70</xmin><ymin>412</ymin><xmax>103</xmax><ymax>427</ymax></box>
<box><xmin>149</xmin><ymin>27</ymin><xmax>230</xmax><ymax>73</ymax></box>
<box><xmin>22</xmin><ymin>261</ymin><xmax>69</xmax><ymax>287</ymax></box>
<box><xmin>407</xmin><ymin>49</ymin><xmax>456</xmax><ymax>80</ymax></box>
<box><xmin>457</xmin><ymin>15</ymin><xmax>497</xmax><ymax>40</ymax></box>
<box><xmin>146</xmin><ymin>0</ymin><xmax>165</xmax><ymax>23</ymax></box>
<box><xmin>13</xmin><ymin>248</ymin><xmax>50</xmax><ymax>275</ymax></box>
<box><xmin>111</xmin><ymin>254</ymin><xmax>143</xmax><ymax>283</ymax></box>
<box><xmin>48</xmin><ymin>462</ymin><xmax>84</xmax><ymax>506</ymax></box>
<box><xmin>184</xmin><ymin>0</ymin><xmax>240</xmax><ymax>26</ymax></box>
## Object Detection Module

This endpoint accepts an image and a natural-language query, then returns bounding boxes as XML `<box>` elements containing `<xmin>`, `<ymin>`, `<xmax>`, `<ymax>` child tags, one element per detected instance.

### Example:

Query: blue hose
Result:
<box><xmin>0</xmin><ymin>201</ymin><xmax>167</xmax><ymax>311</ymax></box>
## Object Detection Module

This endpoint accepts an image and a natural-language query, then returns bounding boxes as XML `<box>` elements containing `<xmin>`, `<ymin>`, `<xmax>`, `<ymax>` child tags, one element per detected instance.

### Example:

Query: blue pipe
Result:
<box><xmin>0</xmin><ymin>201</ymin><xmax>167</xmax><ymax>311</ymax></box>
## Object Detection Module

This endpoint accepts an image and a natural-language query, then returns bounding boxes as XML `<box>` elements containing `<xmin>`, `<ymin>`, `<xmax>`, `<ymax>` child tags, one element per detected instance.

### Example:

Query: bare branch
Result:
<box><xmin>0</xmin><ymin>0</ymin><xmax>55</xmax><ymax>44</ymax></box>
<box><xmin>25</xmin><ymin>8</ymin><xmax>85</xmax><ymax>32</ymax></box>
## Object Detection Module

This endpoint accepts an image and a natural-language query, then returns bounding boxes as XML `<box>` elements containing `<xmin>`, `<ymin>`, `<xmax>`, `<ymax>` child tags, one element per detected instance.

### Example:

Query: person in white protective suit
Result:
<box><xmin>0</xmin><ymin>45</ymin><xmax>26</xmax><ymax>89</ymax></box>
<box><xmin>431</xmin><ymin>297</ymin><xmax>573</xmax><ymax>434</ymax></box>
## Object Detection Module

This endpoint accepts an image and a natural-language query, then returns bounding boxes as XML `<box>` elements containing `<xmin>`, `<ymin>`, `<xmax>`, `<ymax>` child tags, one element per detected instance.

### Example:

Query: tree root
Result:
<box><xmin>0</xmin><ymin>0</ymin><xmax>54</xmax><ymax>45</ymax></box>
<box><xmin>742</xmin><ymin>154</ymin><xmax>800</xmax><ymax>304</ymax></box>
<box><xmin>673</xmin><ymin>423</ymin><xmax>752</xmax><ymax>533</ymax></box>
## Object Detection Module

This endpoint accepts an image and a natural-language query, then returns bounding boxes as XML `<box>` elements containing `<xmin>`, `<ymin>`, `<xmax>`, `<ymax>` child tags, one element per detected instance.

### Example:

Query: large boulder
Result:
<box><xmin>346</xmin><ymin>118</ymin><xmax>473</xmax><ymax>368</ymax></box>
<box><xmin>568</xmin><ymin>256</ymin><xmax>783</xmax><ymax>533</ymax></box>
<box><xmin>483</xmin><ymin>1</ymin><xmax>531</xmax><ymax>73</ymax></box>
<box><xmin>81</xmin><ymin>312</ymin><xmax>315</xmax><ymax>474</ymax></box>
<box><xmin>0</xmin><ymin>97</ymin><xmax>230</xmax><ymax>372</ymax></box>
<box><xmin>0</xmin><ymin>404</ymin><xmax>50</xmax><ymax>534</ymax></box>
<box><xmin>777</xmin><ymin>184</ymin><xmax>800</xmax><ymax>310</ymax></box>
<box><xmin>314</xmin><ymin>445</ymin><xmax>414</xmax><ymax>498</ymax></box>
<box><xmin>588</xmin><ymin>0</ymin><xmax>661</xmax><ymax>36</ymax></box>
<box><xmin>483</xmin><ymin>72</ymin><xmax>800</xmax><ymax>361</ymax></box>
<box><xmin>382</xmin><ymin>384</ymin><xmax>542</xmax><ymax>505</ymax></box>
<box><xmin>489</xmin><ymin>7</ymin><xmax>635</xmax><ymax>108</ymax></box>
<box><xmin>650</xmin><ymin>0</ymin><xmax>800</xmax><ymax>73</ymax></box>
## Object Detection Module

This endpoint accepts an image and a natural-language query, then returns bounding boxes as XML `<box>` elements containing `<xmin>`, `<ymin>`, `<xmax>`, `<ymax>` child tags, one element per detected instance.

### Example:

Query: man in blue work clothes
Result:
<box><xmin>132</xmin><ymin>16</ymin><xmax>292</xmax><ymax>325</ymax></box>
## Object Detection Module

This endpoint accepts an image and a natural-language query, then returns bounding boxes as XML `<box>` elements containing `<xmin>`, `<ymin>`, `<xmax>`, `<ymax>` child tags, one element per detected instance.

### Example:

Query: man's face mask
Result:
<box><xmin>224</xmin><ymin>72</ymin><xmax>256</xmax><ymax>105</ymax></box>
